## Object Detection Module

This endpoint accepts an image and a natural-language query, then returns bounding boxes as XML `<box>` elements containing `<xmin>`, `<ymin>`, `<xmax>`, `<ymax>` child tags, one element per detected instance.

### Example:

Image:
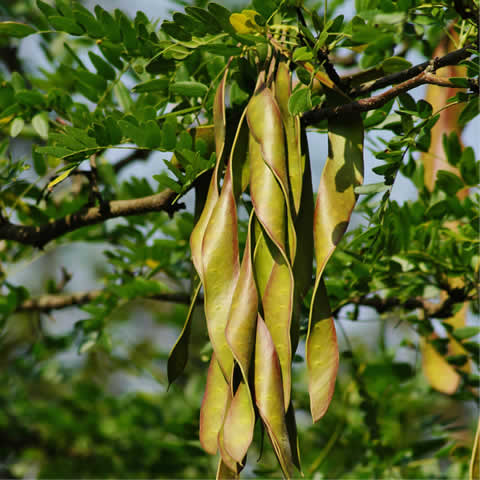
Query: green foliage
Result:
<box><xmin>0</xmin><ymin>0</ymin><xmax>478</xmax><ymax>478</ymax></box>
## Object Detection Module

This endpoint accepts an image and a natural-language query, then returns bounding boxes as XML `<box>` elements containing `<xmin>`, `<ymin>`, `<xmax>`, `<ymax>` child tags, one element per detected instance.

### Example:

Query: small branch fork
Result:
<box><xmin>303</xmin><ymin>45</ymin><xmax>477</xmax><ymax>125</ymax></box>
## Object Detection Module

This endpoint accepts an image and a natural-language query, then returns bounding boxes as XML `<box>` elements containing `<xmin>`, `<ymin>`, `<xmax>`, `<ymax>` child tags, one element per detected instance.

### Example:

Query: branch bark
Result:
<box><xmin>349</xmin><ymin>45</ymin><xmax>474</xmax><ymax>96</ymax></box>
<box><xmin>303</xmin><ymin>68</ymin><xmax>477</xmax><ymax>125</ymax></box>
<box><xmin>0</xmin><ymin>188</ymin><xmax>178</xmax><ymax>248</ymax></box>
<box><xmin>17</xmin><ymin>290</ymin><xmax>196</xmax><ymax>312</ymax></box>
<box><xmin>333</xmin><ymin>288</ymin><xmax>474</xmax><ymax>319</ymax></box>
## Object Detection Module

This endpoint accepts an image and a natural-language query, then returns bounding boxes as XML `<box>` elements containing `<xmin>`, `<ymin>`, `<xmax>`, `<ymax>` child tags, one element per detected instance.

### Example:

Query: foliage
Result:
<box><xmin>0</xmin><ymin>0</ymin><xmax>478</xmax><ymax>478</ymax></box>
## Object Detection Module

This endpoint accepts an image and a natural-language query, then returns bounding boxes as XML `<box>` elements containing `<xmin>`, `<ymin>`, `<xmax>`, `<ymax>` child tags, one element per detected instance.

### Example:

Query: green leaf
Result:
<box><xmin>448</xmin><ymin>77</ymin><xmax>470</xmax><ymax>88</ymax></box>
<box><xmin>73</xmin><ymin>8</ymin><xmax>104</xmax><ymax>38</ymax></box>
<box><xmin>293</xmin><ymin>47</ymin><xmax>313</xmax><ymax>62</ymax></box>
<box><xmin>104</xmin><ymin>117</ymin><xmax>122</xmax><ymax>145</ymax></box>
<box><xmin>416</xmin><ymin>99</ymin><xmax>432</xmax><ymax>119</ymax></box>
<box><xmin>184</xmin><ymin>6</ymin><xmax>222</xmax><ymax>34</ymax></box>
<box><xmin>161</xmin><ymin>117</ymin><xmax>177</xmax><ymax>150</ymax></box>
<box><xmin>95</xmin><ymin>6</ymin><xmax>121</xmax><ymax>42</ymax></box>
<box><xmin>161</xmin><ymin>21</ymin><xmax>191</xmax><ymax>42</ymax></box>
<box><xmin>15</xmin><ymin>89</ymin><xmax>46</xmax><ymax>107</ymax></box>
<box><xmin>48</xmin><ymin>16</ymin><xmax>84</xmax><ymax>35</ymax></box>
<box><xmin>170</xmin><ymin>81</ymin><xmax>208</xmax><ymax>98</ymax></box>
<box><xmin>133</xmin><ymin>78</ymin><xmax>170</xmax><ymax>93</ymax></box>
<box><xmin>296</xmin><ymin>66</ymin><xmax>311</xmax><ymax>85</ymax></box>
<box><xmin>0</xmin><ymin>21</ymin><xmax>36</xmax><ymax>38</ymax></box>
<box><xmin>288</xmin><ymin>87</ymin><xmax>312</xmax><ymax>116</ymax></box>
<box><xmin>445</xmin><ymin>354</ymin><xmax>469</xmax><ymax>366</ymax></box>
<box><xmin>10</xmin><ymin>117</ymin><xmax>24</xmax><ymax>137</ymax></box>
<box><xmin>207</xmin><ymin>3</ymin><xmax>235</xmax><ymax>33</ymax></box>
<box><xmin>32</xmin><ymin>149</ymin><xmax>47</xmax><ymax>175</ymax></box>
<box><xmin>355</xmin><ymin>182</ymin><xmax>389</xmax><ymax>195</ymax></box>
<box><xmin>443</xmin><ymin>131</ymin><xmax>462</xmax><ymax>166</ymax></box>
<box><xmin>117</xmin><ymin>10</ymin><xmax>137</xmax><ymax>52</ymax></box>
<box><xmin>142</xmin><ymin>120</ymin><xmax>162</xmax><ymax>149</ymax></box>
<box><xmin>32</xmin><ymin>112</ymin><xmax>49</xmax><ymax>140</ymax></box>
<box><xmin>435</xmin><ymin>170</ymin><xmax>464</xmax><ymax>196</ymax></box>
<box><xmin>381</xmin><ymin>56</ymin><xmax>412</xmax><ymax>73</ymax></box>
<box><xmin>452</xmin><ymin>326</ymin><xmax>480</xmax><ymax>341</ymax></box>
<box><xmin>37</xmin><ymin>0</ymin><xmax>57</xmax><ymax>18</ymax></box>
<box><xmin>37</xmin><ymin>146</ymin><xmax>74</xmax><ymax>158</ymax></box>
<box><xmin>202</xmin><ymin>44</ymin><xmax>243</xmax><ymax>56</ymax></box>
<box><xmin>114</xmin><ymin>82</ymin><xmax>133</xmax><ymax>111</ymax></box>
<box><xmin>98</xmin><ymin>42</ymin><xmax>123</xmax><ymax>70</ymax></box>
<box><xmin>459</xmin><ymin>97</ymin><xmax>479</xmax><ymax>126</ymax></box>
<box><xmin>459</xmin><ymin>147</ymin><xmax>479</xmax><ymax>186</ymax></box>
<box><xmin>75</xmin><ymin>70</ymin><xmax>107</xmax><ymax>91</ymax></box>
<box><xmin>252</xmin><ymin>0</ymin><xmax>278</xmax><ymax>19</ymax></box>
<box><xmin>88</xmin><ymin>52</ymin><xmax>115</xmax><ymax>81</ymax></box>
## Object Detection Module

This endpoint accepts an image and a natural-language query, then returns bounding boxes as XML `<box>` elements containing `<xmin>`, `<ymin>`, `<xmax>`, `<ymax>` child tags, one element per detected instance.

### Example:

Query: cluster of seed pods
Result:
<box><xmin>168</xmin><ymin>59</ymin><xmax>364</xmax><ymax>478</ymax></box>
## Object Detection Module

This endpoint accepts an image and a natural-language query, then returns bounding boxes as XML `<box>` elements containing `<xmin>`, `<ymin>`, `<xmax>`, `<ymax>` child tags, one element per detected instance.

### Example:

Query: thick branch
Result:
<box><xmin>17</xmin><ymin>290</ymin><xmax>196</xmax><ymax>312</ymax></box>
<box><xmin>0</xmin><ymin>188</ymin><xmax>178</xmax><ymax>248</ymax></box>
<box><xmin>303</xmin><ymin>69</ymin><xmax>477</xmax><ymax>125</ymax></box>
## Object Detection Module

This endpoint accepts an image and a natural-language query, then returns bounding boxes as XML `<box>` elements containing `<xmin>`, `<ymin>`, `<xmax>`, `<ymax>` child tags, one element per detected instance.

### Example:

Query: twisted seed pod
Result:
<box><xmin>307</xmin><ymin>93</ymin><xmax>364</xmax><ymax>421</ymax></box>
<box><xmin>223</xmin><ymin>213</ymin><xmax>257</xmax><ymax>463</ymax></box>
<box><xmin>190</xmin><ymin>69</ymin><xmax>228</xmax><ymax>279</ymax></box>
<box><xmin>200</xmin><ymin>353</ymin><xmax>230</xmax><ymax>454</ymax></box>
<box><xmin>255</xmin><ymin>315</ymin><xmax>295</xmax><ymax>478</ymax></box>
<box><xmin>275</xmin><ymin>62</ymin><xmax>304</xmax><ymax>216</ymax></box>
<box><xmin>247</xmin><ymin>88</ymin><xmax>295</xmax><ymax>410</ymax></box>
<box><xmin>275</xmin><ymin>62</ymin><xmax>314</xmax><ymax>354</ymax></box>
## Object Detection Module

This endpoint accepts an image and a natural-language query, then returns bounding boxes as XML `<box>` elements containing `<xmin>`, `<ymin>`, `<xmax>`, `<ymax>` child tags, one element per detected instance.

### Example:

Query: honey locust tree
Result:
<box><xmin>0</xmin><ymin>0</ymin><xmax>479</xmax><ymax>478</ymax></box>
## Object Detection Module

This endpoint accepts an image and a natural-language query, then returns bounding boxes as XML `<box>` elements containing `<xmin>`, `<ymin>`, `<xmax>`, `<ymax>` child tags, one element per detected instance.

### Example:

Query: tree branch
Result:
<box><xmin>334</xmin><ymin>288</ymin><xmax>474</xmax><ymax>319</ymax></box>
<box><xmin>0</xmin><ymin>188</ymin><xmax>179</xmax><ymax>248</ymax></box>
<box><xmin>303</xmin><ymin>68</ymin><xmax>477</xmax><ymax>125</ymax></box>
<box><xmin>349</xmin><ymin>44</ymin><xmax>474</xmax><ymax>96</ymax></box>
<box><xmin>17</xmin><ymin>289</ymin><xmax>199</xmax><ymax>312</ymax></box>
<box><xmin>113</xmin><ymin>149</ymin><xmax>151</xmax><ymax>173</ymax></box>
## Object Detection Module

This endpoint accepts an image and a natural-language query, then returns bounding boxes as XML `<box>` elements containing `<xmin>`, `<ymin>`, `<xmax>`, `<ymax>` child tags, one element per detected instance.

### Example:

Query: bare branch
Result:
<box><xmin>17</xmin><ymin>290</ymin><xmax>198</xmax><ymax>312</ymax></box>
<box><xmin>349</xmin><ymin>45</ymin><xmax>474</xmax><ymax>97</ymax></box>
<box><xmin>113</xmin><ymin>149</ymin><xmax>151</xmax><ymax>173</ymax></box>
<box><xmin>303</xmin><ymin>69</ymin><xmax>476</xmax><ymax>125</ymax></box>
<box><xmin>334</xmin><ymin>288</ymin><xmax>474</xmax><ymax>319</ymax></box>
<box><xmin>0</xmin><ymin>188</ymin><xmax>179</xmax><ymax>248</ymax></box>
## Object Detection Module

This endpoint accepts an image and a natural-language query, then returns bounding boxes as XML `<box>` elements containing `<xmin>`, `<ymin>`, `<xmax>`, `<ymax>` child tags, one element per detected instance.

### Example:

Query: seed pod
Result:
<box><xmin>223</xmin><ymin>212</ymin><xmax>257</xmax><ymax>463</ymax></box>
<box><xmin>190</xmin><ymin>69</ymin><xmax>228</xmax><ymax>279</ymax></box>
<box><xmin>247</xmin><ymin>88</ymin><xmax>295</xmax><ymax>410</ymax></box>
<box><xmin>255</xmin><ymin>315</ymin><xmax>296</xmax><ymax>478</ymax></box>
<box><xmin>275</xmin><ymin>61</ymin><xmax>304</xmax><ymax>216</ymax></box>
<box><xmin>200</xmin><ymin>354</ymin><xmax>230</xmax><ymax>454</ymax></box>
<box><xmin>307</xmin><ymin>93</ymin><xmax>364</xmax><ymax>421</ymax></box>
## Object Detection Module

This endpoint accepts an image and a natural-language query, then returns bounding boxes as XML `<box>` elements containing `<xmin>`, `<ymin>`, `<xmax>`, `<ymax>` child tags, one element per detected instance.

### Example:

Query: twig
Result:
<box><xmin>303</xmin><ymin>69</ymin><xmax>476</xmax><ymax>124</ymax></box>
<box><xmin>349</xmin><ymin>44</ymin><xmax>473</xmax><ymax>97</ymax></box>
<box><xmin>333</xmin><ymin>288</ymin><xmax>474</xmax><ymax>319</ymax></box>
<box><xmin>113</xmin><ymin>149</ymin><xmax>151</xmax><ymax>173</ymax></box>
<box><xmin>0</xmin><ymin>188</ymin><xmax>179</xmax><ymax>248</ymax></box>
